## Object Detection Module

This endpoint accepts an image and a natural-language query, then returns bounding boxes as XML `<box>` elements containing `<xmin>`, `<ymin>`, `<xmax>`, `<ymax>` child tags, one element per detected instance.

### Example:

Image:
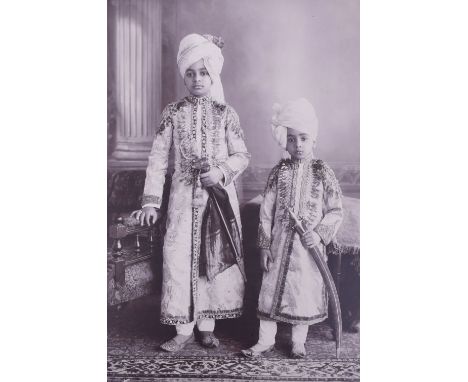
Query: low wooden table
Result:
<box><xmin>107</xmin><ymin>216</ymin><xmax>165</xmax><ymax>306</ymax></box>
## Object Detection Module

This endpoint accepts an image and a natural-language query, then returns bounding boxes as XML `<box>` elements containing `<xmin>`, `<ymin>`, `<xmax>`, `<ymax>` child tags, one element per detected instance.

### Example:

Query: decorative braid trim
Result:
<box><xmin>315</xmin><ymin>223</ymin><xmax>337</xmax><ymax>246</ymax></box>
<box><xmin>218</xmin><ymin>162</ymin><xmax>237</xmax><ymax>185</ymax></box>
<box><xmin>197</xmin><ymin>308</ymin><xmax>243</xmax><ymax>320</ymax></box>
<box><xmin>257</xmin><ymin>223</ymin><xmax>272</xmax><ymax>249</ymax></box>
<box><xmin>312</xmin><ymin>159</ymin><xmax>343</xmax><ymax>198</ymax></box>
<box><xmin>142</xmin><ymin>194</ymin><xmax>161</xmax><ymax>206</ymax></box>
<box><xmin>160</xmin><ymin>315</ymin><xmax>192</xmax><ymax>325</ymax></box>
<box><xmin>160</xmin><ymin>309</ymin><xmax>243</xmax><ymax>325</ymax></box>
<box><xmin>263</xmin><ymin>164</ymin><xmax>280</xmax><ymax>194</ymax></box>
<box><xmin>156</xmin><ymin>103</ymin><xmax>176</xmax><ymax>135</ymax></box>
<box><xmin>225</xmin><ymin>106</ymin><xmax>244</xmax><ymax>139</ymax></box>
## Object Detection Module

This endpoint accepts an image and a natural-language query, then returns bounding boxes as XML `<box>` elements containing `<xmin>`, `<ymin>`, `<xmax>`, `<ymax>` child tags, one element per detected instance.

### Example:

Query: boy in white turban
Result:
<box><xmin>133</xmin><ymin>33</ymin><xmax>250</xmax><ymax>352</ymax></box>
<box><xmin>241</xmin><ymin>98</ymin><xmax>343</xmax><ymax>358</ymax></box>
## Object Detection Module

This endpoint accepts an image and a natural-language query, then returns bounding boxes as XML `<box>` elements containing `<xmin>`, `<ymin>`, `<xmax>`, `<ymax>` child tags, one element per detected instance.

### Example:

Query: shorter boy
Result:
<box><xmin>241</xmin><ymin>98</ymin><xmax>343</xmax><ymax>358</ymax></box>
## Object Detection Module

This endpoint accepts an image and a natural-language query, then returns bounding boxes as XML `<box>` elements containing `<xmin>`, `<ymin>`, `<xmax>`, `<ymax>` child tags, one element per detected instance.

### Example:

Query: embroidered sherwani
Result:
<box><xmin>257</xmin><ymin>157</ymin><xmax>343</xmax><ymax>325</ymax></box>
<box><xmin>142</xmin><ymin>96</ymin><xmax>250</xmax><ymax>325</ymax></box>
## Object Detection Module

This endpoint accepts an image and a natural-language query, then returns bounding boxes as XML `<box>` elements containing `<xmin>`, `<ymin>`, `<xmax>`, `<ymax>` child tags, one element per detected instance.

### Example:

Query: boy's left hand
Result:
<box><xmin>200</xmin><ymin>167</ymin><xmax>224</xmax><ymax>187</ymax></box>
<box><xmin>301</xmin><ymin>230</ymin><xmax>322</xmax><ymax>248</ymax></box>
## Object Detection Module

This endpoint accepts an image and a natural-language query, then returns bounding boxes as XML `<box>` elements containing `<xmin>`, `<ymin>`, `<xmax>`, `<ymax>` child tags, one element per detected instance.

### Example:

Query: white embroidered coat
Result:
<box><xmin>142</xmin><ymin>95</ymin><xmax>250</xmax><ymax>325</ymax></box>
<box><xmin>257</xmin><ymin>157</ymin><xmax>343</xmax><ymax>325</ymax></box>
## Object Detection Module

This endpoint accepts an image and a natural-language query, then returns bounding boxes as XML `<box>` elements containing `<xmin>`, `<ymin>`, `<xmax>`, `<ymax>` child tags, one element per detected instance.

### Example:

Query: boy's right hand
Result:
<box><xmin>260</xmin><ymin>249</ymin><xmax>274</xmax><ymax>272</ymax></box>
<box><xmin>131</xmin><ymin>207</ymin><xmax>161</xmax><ymax>226</ymax></box>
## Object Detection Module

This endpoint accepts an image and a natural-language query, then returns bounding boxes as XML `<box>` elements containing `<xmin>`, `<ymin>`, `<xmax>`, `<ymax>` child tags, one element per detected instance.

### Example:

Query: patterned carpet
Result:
<box><xmin>108</xmin><ymin>294</ymin><xmax>359</xmax><ymax>381</ymax></box>
<box><xmin>108</xmin><ymin>355</ymin><xmax>359</xmax><ymax>381</ymax></box>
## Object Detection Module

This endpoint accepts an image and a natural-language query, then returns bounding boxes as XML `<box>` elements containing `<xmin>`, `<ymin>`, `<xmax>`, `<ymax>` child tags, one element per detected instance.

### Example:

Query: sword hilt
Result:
<box><xmin>288</xmin><ymin>208</ymin><xmax>306</xmax><ymax>235</ymax></box>
<box><xmin>192</xmin><ymin>157</ymin><xmax>210</xmax><ymax>173</ymax></box>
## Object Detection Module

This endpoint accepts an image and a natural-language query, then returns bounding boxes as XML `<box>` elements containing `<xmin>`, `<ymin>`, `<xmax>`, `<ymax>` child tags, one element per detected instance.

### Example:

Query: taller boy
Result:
<box><xmin>134</xmin><ymin>34</ymin><xmax>250</xmax><ymax>351</ymax></box>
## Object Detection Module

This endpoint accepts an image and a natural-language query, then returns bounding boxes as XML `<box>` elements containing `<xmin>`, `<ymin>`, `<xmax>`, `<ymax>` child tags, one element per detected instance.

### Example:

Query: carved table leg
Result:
<box><xmin>113</xmin><ymin>237</ymin><xmax>125</xmax><ymax>287</ymax></box>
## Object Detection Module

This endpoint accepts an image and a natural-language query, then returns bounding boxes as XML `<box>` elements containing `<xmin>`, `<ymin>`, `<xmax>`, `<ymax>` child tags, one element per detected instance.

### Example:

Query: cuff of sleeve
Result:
<box><xmin>314</xmin><ymin>224</ymin><xmax>333</xmax><ymax>246</ymax></box>
<box><xmin>217</xmin><ymin>163</ymin><xmax>237</xmax><ymax>186</ymax></box>
<box><xmin>142</xmin><ymin>194</ymin><xmax>161</xmax><ymax>209</ymax></box>
<box><xmin>256</xmin><ymin>224</ymin><xmax>272</xmax><ymax>249</ymax></box>
<box><xmin>142</xmin><ymin>203</ymin><xmax>160</xmax><ymax>210</ymax></box>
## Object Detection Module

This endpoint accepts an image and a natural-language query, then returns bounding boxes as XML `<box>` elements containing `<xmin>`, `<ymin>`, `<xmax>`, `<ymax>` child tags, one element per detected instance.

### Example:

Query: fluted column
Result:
<box><xmin>108</xmin><ymin>0</ymin><xmax>162</xmax><ymax>167</ymax></box>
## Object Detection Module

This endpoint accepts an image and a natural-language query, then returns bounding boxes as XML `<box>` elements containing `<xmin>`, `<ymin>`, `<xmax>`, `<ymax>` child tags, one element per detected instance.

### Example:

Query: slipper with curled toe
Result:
<box><xmin>240</xmin><ymin>344</ymin><xmax>274</xmax><ymax>358</ymax></box>
<box><xmin>290</xmin><ymin>342</ymin><xmax>306</xmax><ymax>358</ymax></box>
<box><xmin>199</xmin><ymin>331</ymin><xmax>220</xmax><ymax>348</ymax></box>
<box><xmin>160</xmin><ymin>333</ymin><xmax>194</xmax><ymax>352</ymax></box>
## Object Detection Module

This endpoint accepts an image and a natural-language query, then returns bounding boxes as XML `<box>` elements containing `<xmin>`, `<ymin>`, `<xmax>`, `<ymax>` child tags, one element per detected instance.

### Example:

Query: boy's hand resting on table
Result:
<box><xmin>301</xmin><ymin>230</ymin><xmax>322</xmax><ymax>248</ymax></box>
<box><xmin>200</xmin><ymin>167</ymin><xmax>224</xmax><ymax>187</ymax></box>
<box><xmin>260</xmin><ymin>248</ymin><xmax>274</xmax><ymax>272</ymax></box>
<box><xmin>130</xmin><ymin>206</ymin><xmax>161</xmax><ymax>226</ymax></box>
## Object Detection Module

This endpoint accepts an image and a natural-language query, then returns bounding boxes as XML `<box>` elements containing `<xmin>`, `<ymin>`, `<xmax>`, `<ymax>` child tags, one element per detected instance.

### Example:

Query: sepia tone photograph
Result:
<box><xmin>106</xmin><ymin>0</ymin><xmax>360</xmax><ymax>380</ymax></box>
<box><xmin>5</xmin><ymin>1</ymin><xmax>468</xmax><ymax>381</ymax></box>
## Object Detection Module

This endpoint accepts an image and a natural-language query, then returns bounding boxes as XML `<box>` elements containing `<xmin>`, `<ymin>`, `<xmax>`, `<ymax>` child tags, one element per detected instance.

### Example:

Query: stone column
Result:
<box><xmin>108</xmin><ymin>0</ymin><xmax>163</xmax><ymax>168</ymax></box>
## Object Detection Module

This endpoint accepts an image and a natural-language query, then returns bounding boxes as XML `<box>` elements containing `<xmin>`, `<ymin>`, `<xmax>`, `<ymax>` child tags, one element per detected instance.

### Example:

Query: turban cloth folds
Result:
<box><xmin>271</xmin><ymin>98</ymin><xmax>319</xmax><ymax>149</ymax></box>
<box><xmin>177</xmin><ymin>33</ymin><xmax>225</xmax><ymax>103</ymax></box>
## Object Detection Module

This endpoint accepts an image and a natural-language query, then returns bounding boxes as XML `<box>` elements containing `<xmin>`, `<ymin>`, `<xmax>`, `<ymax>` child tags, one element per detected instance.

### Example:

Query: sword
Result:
<box><xmin>206</xmin><ymin>187</ymin><xmax>246</xmax><ymax>281</ymax></box>
<box><xmin>194</xmin><ymin>158</ymin><xmax>246</xmax><ymax>281</ymax></box>
<box><xmin>288</xmin><ymin>207</ymin><xmax>342</xmax><ymax>358</ymax></box>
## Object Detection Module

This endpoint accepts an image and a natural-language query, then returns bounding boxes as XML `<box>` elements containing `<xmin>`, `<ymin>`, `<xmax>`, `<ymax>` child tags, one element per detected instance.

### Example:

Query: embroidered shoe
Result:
<box><xmin>160</xmin><ymin>333</ymin><xmax>194</xmax><ymax>352</ymax></box>
<box><xmin>199</xmin><ymin>331</ymin><xmax>220</xmax><ymax>348</ymax></box>
<box><xmin>240</xmin><ymin>344</ymin><xmax>275</xmax><ymax>358</ymax></box>
<box><xmin>290</xmin><ymin>342</ymin><xmax>306</xmax><ymax>358</ymax></box>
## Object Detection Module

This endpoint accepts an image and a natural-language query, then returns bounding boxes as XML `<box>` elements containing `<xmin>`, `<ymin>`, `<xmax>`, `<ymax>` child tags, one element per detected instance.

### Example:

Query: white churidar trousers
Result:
<box><xmin>258</xmin><ymin>320</ymin><xmax>309</xmax><ymax>345</ymax></box>
<box><xmin>176</xmin><ymin>319</ymin><xmax>215</xmax><ymax>335</ymax></box>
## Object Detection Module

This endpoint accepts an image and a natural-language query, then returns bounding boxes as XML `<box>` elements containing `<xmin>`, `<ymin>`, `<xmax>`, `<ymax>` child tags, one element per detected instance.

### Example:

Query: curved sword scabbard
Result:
<box><xmin>308</xmin><ymin>245</ymin><xmax>342</xmax><ymax>358</ymax></box>
<box><xmin>207</xmin><ymin>188</ymin><xmax>247</xmax><ymax>282</ymax></box>
<box><xmin>288</xmin><ymin>208</ymin><xmax>342</xmax><ymax>358</ymax></box>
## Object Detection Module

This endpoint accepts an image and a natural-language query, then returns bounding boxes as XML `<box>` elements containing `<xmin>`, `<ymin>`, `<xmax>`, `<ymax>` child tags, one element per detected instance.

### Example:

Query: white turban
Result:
<box><xmin>177</xmin><ymin>33</ymin><xmax>225</xmax><ymax>103</ymax></box>
<box><xmin>271</xmin><ymin>98</ymin><xmax>319</xmax><ymax>149</ymax></box>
